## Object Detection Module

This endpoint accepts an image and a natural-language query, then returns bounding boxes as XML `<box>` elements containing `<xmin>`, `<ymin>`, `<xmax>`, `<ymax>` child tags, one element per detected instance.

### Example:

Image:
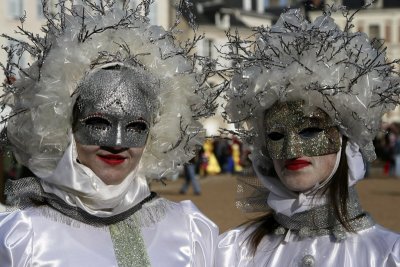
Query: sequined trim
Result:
<box><xmin>5</xmin><ymin>177</ymin><xmax>174</xmax><ymax>265</ymax></box>
<box><xmin>5</xmin><ymin>177</ymin><xmax>162</xmax><ymax>226</ymax></box>
<box><xmin>109</xmin><ymin>218</ymin><xmax>151</xmax><ymax>267</ymax></box>
<box><xmin>273</xmin><ymin>187</ymin><xmax>375</xmax><ymax>240</ymax></box>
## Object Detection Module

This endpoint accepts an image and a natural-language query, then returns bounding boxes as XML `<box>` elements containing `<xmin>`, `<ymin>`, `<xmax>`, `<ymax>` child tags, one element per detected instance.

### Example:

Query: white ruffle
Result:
<box><xmin>39</xmin><ymin>135</ymin><xmax>150</xmax><ymax>217</ymax></box>
<box><xmin>254</xmin><ymin>141</ymin><xmax>365</xmax><ymax>216</ymax></box>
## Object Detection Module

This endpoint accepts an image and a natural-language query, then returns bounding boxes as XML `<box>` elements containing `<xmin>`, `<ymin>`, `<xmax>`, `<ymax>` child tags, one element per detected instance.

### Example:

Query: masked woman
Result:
<box><xmin>216</xmin><ymin>7</ymin><xmax>400</xmax><ymax>267</ymax></box>
<box><xmin>0</xmin><ymin>1</ymin><xmax>217</xmax><ymax>266</ymax></box>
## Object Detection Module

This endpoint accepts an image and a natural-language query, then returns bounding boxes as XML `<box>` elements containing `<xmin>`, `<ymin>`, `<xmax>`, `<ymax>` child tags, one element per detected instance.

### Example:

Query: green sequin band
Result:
<box><xmin>109</xmin><ymin>218</ymin><xmax>151</xmax><ymax>267</ymax></box>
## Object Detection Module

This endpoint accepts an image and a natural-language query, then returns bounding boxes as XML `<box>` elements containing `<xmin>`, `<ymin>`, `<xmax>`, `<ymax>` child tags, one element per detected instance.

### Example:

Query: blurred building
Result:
<box><xmin>0</xmin><ymin>0</ymin><xmax>44</xmax><ymax>80</ymax></box>
<box><xmin>188</xmin><ymin>0</ymin><xmax>400</xmax><ymax>65</ymax></box>
<box><xmin>182</xmin><ymin>0</ymin><xmax>400</xmax><ymax>132</ymax></box>
<box><xmin>311</xmin><ymin>0</ymin><xmax>400</xmax><ymax>123</ymax></box>
<box><xmin>0</xmin><ymin>0</ymin><xmax>171</xmax><ymax>82</ymax></box>
<box><xmin>311</xmin><ymin>0</ymin><xmax>400</xmax><ymax>65</ymax></box>
<box><xmin>182</xmin><ymin>0</ymin><xmax>275</xmax><ymax>135</ymax></box>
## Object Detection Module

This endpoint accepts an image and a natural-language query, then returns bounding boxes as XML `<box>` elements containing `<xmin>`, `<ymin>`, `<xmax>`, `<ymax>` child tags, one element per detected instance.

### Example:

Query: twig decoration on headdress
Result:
<box><xmin>221</xmin><ymin>5</ymin><xmax>400</xmax><ymax>161</ymax></box>
<box><xmin>0</xmin><ymin>0</ymin><xmax>218</xmax><ymax>179</ymax></box>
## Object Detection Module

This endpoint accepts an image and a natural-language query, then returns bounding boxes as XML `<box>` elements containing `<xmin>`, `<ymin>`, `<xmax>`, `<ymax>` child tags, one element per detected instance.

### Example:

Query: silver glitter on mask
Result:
<box><xmin>264</xmin><ymin>101</ymin><xmax>341</xmax><ymax>159</ymax></box>
<box><xmin>74</xmin><ymin>64</ymin><xmax>157</xmax><ymax>148</ymax></box>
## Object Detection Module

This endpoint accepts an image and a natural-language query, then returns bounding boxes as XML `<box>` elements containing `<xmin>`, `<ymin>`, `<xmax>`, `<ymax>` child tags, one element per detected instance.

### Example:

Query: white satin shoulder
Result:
<box><xmin>142</xmin><ymin>200</ymin><xmax>218</xmax><ymax>267</ymax></box>
<box><xmin>0</xmin><ymin>200</ymin><xmax>218</xmax><ymax>267</ymax></box>
<box><xmin>216</xmin><ymin>224</ymin><xmax>400</xmax><ymax>267</ymax></box>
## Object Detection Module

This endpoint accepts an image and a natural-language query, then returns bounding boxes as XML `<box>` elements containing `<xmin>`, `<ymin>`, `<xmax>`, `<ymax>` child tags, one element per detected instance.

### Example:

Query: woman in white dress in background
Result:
<box><xmin>216</xmin><ymin>6</ymin><xmax>400</xmax><ymax>267</ymax></box>
<box><xmin>0</xmin><ymin>1</ymin><xmax>218</xmax><ymax>266</ymax></box>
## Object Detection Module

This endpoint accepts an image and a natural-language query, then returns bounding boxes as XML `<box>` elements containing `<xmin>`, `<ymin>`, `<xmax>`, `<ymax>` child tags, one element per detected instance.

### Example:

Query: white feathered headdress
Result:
<box><xmin>1</xmin><ymin>0</ymin><xmax>216</xmax><ymax>180</ymax></box>
<box><xmin>222</xmin><ymin>6</ymin><xmax>400</xmax><ymax>162</ymax></box>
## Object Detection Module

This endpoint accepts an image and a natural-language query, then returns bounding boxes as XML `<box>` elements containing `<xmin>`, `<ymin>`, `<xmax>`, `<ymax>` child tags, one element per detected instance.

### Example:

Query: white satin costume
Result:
<box><xmin>216</xmin><ymin>142</ymin><xmax>400</xmax><ymax>267</ymax></box>
<box><xmin>0</xmin><ymin>140</ymin><xmax>218</xmax><ymax>267</ymax></box>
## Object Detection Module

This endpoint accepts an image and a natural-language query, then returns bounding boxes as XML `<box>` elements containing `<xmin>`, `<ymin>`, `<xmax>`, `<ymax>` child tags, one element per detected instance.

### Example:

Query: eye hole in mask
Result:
<box><xmin>83</xmin><ymin>116</ymin><xmax>111</xmax><ymax>131</ymax></box>
<box><xmin>126</xmin><ymin>121</ymin><xmax>149</xmax><ymax>133</ymax></box>
<box><xmin>267</xmin><ymin>132</ymin><xmax>284</xmax><ymax>141</ymax></box>
<box><xmin>298</xmin><ymin>127</ymin><xmax>323</xmax><ymax>138</ymax></box>
<box><xmin>267</xmin><ymin>127</ymin><xmax>324</xmax><ymax>141</ymax></box>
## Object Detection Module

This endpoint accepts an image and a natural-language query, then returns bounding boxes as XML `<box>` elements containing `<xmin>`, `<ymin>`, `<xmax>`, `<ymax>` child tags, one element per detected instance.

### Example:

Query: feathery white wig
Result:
<box><xmin>1</xmin><ymin>0</ymin><xmax>213</xmax><ymax>179</ymax></box>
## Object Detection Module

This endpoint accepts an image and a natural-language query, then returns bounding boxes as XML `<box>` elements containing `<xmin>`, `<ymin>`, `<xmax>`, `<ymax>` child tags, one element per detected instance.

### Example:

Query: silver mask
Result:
<box><xmin>264</xmin><ymin>101</ymin><xmax>341</xmax><ymax>159</ymax></box>
<box><xmin>73</xmin><ymin>65</ymin><xmax>156</xmax><ymax>148</ymax></box>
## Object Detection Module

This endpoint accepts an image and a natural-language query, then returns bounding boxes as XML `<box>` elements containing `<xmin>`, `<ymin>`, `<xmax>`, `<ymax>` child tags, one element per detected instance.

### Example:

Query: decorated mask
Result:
<box><xmin>73</xmin><ymin>65</ymin><xmax>155</xmax><ymax>148</ymax></box>
<box><xmin>264</xmin><ymin>101</ymin><xmax>341</xmax><ymax>159</ymax></box>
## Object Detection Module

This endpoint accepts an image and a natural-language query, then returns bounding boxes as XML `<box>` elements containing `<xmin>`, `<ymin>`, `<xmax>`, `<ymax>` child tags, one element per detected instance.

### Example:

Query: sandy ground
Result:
<box><xmin>151</xmin><ymin>168</ymin><xmax>400</xmax><ymax>233</ymax></box>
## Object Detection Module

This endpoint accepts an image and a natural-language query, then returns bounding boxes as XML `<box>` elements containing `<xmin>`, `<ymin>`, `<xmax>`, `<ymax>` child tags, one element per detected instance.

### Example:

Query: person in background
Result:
<box><xmin>180</xmin><ymin>158</ymin><xmax>201</xmax><ymax>195</ymax></box>
<box><xmin>204</xmin><ymin>139</ymin><xmax>221</xmax><ymax>175</ymax></box>
<box><xmin>214</xmin><ymin>138</ymin><xmax>230</xmax><ymax>174</ymax></box>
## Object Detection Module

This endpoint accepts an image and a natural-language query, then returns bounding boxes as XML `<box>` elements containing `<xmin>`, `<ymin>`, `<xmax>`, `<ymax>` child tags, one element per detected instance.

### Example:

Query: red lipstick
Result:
<box><xmin>285</xmin><ymin>159</ymin><xmax>311</xmax><ymax>171</ymax></box>
<box><xmin>98</xmin><ymin>154</ymin><xmax>126</xmax><ymax>166</ymax></box>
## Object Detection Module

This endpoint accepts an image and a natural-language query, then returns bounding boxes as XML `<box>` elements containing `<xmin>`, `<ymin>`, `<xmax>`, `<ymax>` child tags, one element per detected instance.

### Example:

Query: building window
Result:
<box><xmin>385</xmin><ymin>22</ymin><xmax>391</xmax><ymax>43</ymax></box>
<box><xmin>357</xmin><ymin>20</ymin><xmax>364</xmax><ymax>34</ymax></box>
<box><xmin>384</xmin><ymin>0</ymin><xmax>400</xmax><ymax>7</ymax></box>
<box><xmin>200</xmin><ymin>38</ymin><xmax>214</xmax><ymax>58</ymax></box>
<box><xmin>342</xmin><ymin>0</ymin><xmax>365</xmax><ymax>9</ymax></box>
<box><xmin>252</xmin><ymin>0</ymin><xmax>257</xmax><ymax>10</ymax></box>
<box><xmin>398</xmin><ymin>23</ymin><xmax>400</xmax><ymax>43</ymax></box>
<box><xmin>230</xmin><ymin>0</ymin><xmax>242</xmax><ymax>8</ymax></box>
<box><xmin>37</xmin><ymin>0</ymin><xmax>44</xmax><ymax>18</ymax></box>
<box><xmin>369</xmin><ymin>25</ymin><xmax>380</xmax><ymax>39</ymax></box>
<box><xmin>268</xmin><ymin>0</ymin><xmax>280</xmax><ymax>7</ymax></box>
<box><xmin>369</xmin><ymin>25</ymin><xmax>382</xmax><ymax>49</ymax></box>
<box><xmin>6</xmin><ymin>40</ymin><xmax>27</xmax><ymax>78</ymax></box>
<box><xmin>8</xmin><ymin>0</ymin><xmax>24</xmax><ymax>19</ymax></box>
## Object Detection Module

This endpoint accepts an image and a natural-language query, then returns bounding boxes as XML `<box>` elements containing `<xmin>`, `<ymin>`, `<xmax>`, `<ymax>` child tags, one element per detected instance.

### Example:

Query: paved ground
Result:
<box><xmin>151</xmin><ymin>168</ymin><xmax>400</xmax><ymax>233</ymax></box>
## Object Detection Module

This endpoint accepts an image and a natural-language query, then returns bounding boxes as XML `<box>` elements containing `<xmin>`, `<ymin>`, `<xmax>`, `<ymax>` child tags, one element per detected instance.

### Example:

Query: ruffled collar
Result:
<box><xmin>272</xmin><ymin>187</ymin><xmax>375</xmax><ymax>241</ymax></box>
<box><xmin>35</xmin><ymin>135</ymin><xmax>151</xmax><ymax>217</ymax></box>
<box><xmin>252</xmin><ymin>141</ymin><xmax>366</xmax><ymax>217</ymax></box>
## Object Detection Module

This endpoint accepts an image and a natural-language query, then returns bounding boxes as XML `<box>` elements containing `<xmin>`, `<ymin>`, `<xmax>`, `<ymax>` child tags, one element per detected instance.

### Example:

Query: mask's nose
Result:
<box><xmin>282</xmin><ymin>132</ymin><xmax>303</xmax><ymax>159</ymax></box>
<box><xmin>115</xmin><ymin>122</ymin><xmax>122</xmax><ymax>147</ymax></box>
